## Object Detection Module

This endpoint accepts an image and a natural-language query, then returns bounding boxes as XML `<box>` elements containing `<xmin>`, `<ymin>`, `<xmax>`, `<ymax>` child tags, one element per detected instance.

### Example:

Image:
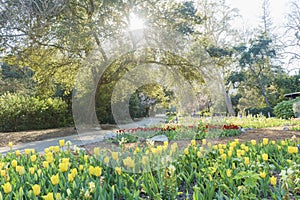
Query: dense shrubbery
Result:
<box><xmin>274</xmin><ymin>98</ymin><xmax>300</xmax><ymax>119</ymax></box>
<box><xmin>245</xmin><ymin>107</ymin><xmax>274</xmax><ymax>117</ymax></box>
<box><xmin>0</xmin><ymin>93</ymin><xmax>72</xmax><ymax>131</ymax></box>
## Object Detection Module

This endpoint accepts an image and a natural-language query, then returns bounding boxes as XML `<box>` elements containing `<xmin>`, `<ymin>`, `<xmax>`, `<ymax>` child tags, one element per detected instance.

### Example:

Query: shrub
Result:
<box><xmin>245</xmin><ymin>107</ymin><xmax>274</xmax><ymax>117</ymax></box>
<box><xmin>0</xmin><ymin>93</ymin><xmax>72</xmax><ymax>131</ymax></box>
<box><xmin>274</xmin><ymin>98</ymin><xmax>300</xmax><ymax>119</ymax></box>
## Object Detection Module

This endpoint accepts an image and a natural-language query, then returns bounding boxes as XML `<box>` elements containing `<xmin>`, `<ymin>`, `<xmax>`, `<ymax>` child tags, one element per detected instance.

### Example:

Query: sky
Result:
<box><xmin>227</xmin><ymin>0</ymin><xmax>300</xmax><ymax>74</ymax></box>
<box><xmin>227</xmin><ymin>0</ymin><xmax>289</xmax><ymax>28</ymax></box>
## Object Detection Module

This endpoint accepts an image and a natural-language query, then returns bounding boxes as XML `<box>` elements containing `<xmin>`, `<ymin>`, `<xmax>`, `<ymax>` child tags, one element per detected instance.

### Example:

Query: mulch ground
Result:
<box><xmin>0</xmin><ymin>125</ymin><xmax>299</xmax><ymax>149</ymax></box>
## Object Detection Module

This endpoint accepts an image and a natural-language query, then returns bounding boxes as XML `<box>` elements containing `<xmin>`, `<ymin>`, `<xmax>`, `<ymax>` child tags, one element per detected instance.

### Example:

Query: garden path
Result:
<box><xmin>0</xmin><ymin>115</ymin><xmax>165</xmax><ymax>154</ymax></box>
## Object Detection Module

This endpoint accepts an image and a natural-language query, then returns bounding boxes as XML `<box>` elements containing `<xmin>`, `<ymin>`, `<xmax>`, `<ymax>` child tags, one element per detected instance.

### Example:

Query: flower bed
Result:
<box><xmin>112</xmin><ymin>123</ymin><xmax>242</xmax><ymax>145</ymax></box>
<box><xmin>1</xmin><ymin>137</ymin><xmax>299</xmax><ymax>199</ymax></box>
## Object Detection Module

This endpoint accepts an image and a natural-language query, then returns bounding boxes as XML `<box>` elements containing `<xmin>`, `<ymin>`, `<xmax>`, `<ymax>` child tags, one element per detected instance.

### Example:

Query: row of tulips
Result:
<box><xmin>1</xmin><ymin>136</ymin><xmax>299</xmax><ymax>199</ymax></box>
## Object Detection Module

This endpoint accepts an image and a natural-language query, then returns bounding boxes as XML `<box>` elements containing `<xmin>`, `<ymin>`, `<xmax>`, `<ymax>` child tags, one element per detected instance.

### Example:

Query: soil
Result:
<box><xmin>1</xmin><ymin>125</ymin><xmax>299</xmax><ymax>149</ymax></box>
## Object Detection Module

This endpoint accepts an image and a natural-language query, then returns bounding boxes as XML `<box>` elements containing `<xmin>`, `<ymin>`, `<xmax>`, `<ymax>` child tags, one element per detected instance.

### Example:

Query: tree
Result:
<box><xmin>284</xmin><ymin>0</ymin><xmax>300</xmax><ymax>64</ymax></box>
<box><xmin>192</xmin><ymin>0</ymin><xmax>240</xmax><ymax>115</ymax></box>
<box><xmin>238</xmin><ymin>34</ymin><xmax>276</xmax><ymax>108</ymax></box>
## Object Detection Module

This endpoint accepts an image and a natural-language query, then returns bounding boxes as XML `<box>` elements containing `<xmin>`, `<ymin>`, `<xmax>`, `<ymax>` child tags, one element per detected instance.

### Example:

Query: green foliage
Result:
<box><xmin>245</xmin><ymin>107</ymin><xmax>274</xmax><ymax>117</ymax></box>
<box><xmin>0</xmin><ymin>93</ymin><xmax>72</xmax><ymax>131</ymax></box>
<box><xmin>274</xmin><ymin>98</ymin><xmax>300</xmax><ymax>119</ymax></box>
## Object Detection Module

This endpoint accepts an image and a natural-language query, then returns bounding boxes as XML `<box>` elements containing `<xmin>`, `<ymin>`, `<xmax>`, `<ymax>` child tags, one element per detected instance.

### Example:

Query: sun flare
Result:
<box><xmin>129</xmin><ymin>13</ymin><xmax>145</xmax><ymax>31</ymax></box>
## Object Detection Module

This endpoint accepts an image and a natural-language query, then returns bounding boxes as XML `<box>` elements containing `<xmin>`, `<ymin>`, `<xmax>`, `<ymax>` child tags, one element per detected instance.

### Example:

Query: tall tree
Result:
<box><xmin>194</xmin><ymin>0</ymin><xmax>239</xmax><ymax>115</ymax></box>
<box><xmin>284</xmin><ymin>0</ymin><xmax>300</xmax><ymax>70</ymax></box>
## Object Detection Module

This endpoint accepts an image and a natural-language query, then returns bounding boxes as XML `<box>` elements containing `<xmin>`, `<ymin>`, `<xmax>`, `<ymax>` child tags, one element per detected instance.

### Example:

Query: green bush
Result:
<box><xmin>245</xmin><ymin>107</ymin><xmax>274</xmax><ymax>117</ymax></box>
<box><xmin>274</xmin><ymin>98</ymin><xmax>300</xmax><ymax>119</ymax></box>
<box><xmin>0</xmin><ymin>93</ymin><xmax>73</xmax><ymax>131</ymax></box>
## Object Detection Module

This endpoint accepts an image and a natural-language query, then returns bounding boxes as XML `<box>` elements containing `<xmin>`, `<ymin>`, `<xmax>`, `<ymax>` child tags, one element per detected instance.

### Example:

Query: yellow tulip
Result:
<box><xmin>68</xmin><ymin>173</ymin><xmax>74</xmax><ymax>182</ymax></box>
<box><xmin>94</xmin><ymin>147</ymin><xmax>100</xmax><ymax>155</ymax></box>
<box><xmin>170</xmin><ymin>143</ymin><xmax>178</xmax><ymax>153</ymax></box>
<box><xmin>50</xmin><ymin>174</ymin><xmax>59</xmax><ymax>185</ymax></box>
<box><xmin>32</xmin><ymin>184</ymin><xmax>41</xmax><ymax>196</ymax></box>
<box><xmin>197</xmin><ymin>151</ymin><xmax>202</xmax><ymax>158</ymax></box>
<box><xmin>115</xmin><ymin>167</ymin><xmax>122</xmax><ymax>175</ymax></box>
<box><xmin>260</xmin><ymin>172</ymin><xmax>266</xmax><ymax>179</ymax></box>
<box><xmin>232</xmin><ymin>163</ymin><xmax>236</xmax><ymax>169</ymax></box>
<box><xmin>79</xmin><ymin>165</ymin><xmax>84</xmax><ymax>171</ymax></box>
<box><xmin>227</xmin><ymin>150</ymin><xmax>232</xmax><ymax>157</ymax></box>
<box><xmin>8</xmin><ymin>142</ymin><xmax>13</xmax><ymax>148</ymax></box>
<box><xmin>89</xmin><ymin>166</ymin><xmax>95</xmax><ymax>175</ymax></box>
<box><xmin>43</xmin><ymin>192</ymin><xmax>54</xmax><ymax>200</ymax></box>
<box><xmin>94</xmin><ymin>166</ymin><xmax>102</xmax><ymax>177</ymax></box>
<box><xmin>184</xmin><ymin>148</ymin><xmax>189</xmax><ymax>155</ymax></box>
<box><xmin>15</xmin><ymin>150</ymin><xmax>21</xmax><ymax>156</ymax></box>
<box><xmin>44</xmin><ymin>148</ymin><xmax>49</xmax><ymax>154</ymax></box>
<box><xmin>37</xmin><ymin>169</ymin><xmax>42</xmax><ymax>176</ymax></box>
<box><xmin>59</xmin><ymin>139</ymin><xmax>65</xmax><ymax>147</ymax></box>
<box><xmin>112</xmin><ymin>152</ymin><xmax>118</xmax><ymax>161</ymax></box>
<box><xmin>277</xmin><ymin>146</ymin><xmax>282</xmax><ymax>150</ymax></box>
<box><xmin>71</xmin><ymin>168</ymin><xmax>78</xmax><ymax>178</ymax></box>
<box><xmin>123</xmin><ymin>157</ymin><xmax>134</xmax><ymax>168</ymax></box>
<box><xmin>30</xmin><ymin>155</ymin><xmax>37</xmax><ymax>162</ymax></box>
<box><xmin>104</xmin><ymin>156</ymin><xmax>110</xmax><ymax>164</ymax></box>
<box><xmin>221</xmin><ymin>154</ymin><xmax>227</xmax><ymax>160</ymax></box>
<box><xmin>29</xmin><ymin>167</ymin><xmax>35</xmax><ymax>175</ymax></box>
<box><xmin>2</xmin><ymin>182</ymin><xmax>12</xmax><ymax>193</ymax></box>
<box><xmin>24</xmin><ymin>149</ymin><xmax>31</xmax><ymax>155</ymax></box>
<box><xmin>226</xmin><ymin>169</ymin><xmax>231</xmax><ymax>177</ymax></box>
<box><xmin>56</xmin><ymin>193</ymin><xmax>61</xmax><ymax>200</ymax></box>
<box><xmin>270</xmin><ymin>176</ymin><xmax>277</xmax><ymax>186</ymax></box>
<box><xmin>53</xmin><ymin>146</ymin><xmax>60</xmax><ymax>152</ymax></box>
<box><xmin>250</xmin><ymin>140</ymin><xmax>256</xmax><ymax>145</ymax></box>
<box><xmin>244</xmin><ymin>157</ymin><xmax>250</xmax><ymax>165</ymax></box>
<box><xmin>191</xmin><ymin>140</ymin><xmax>196</xmax><ymax>146</ymax></box>
<box><xmin>46</xmin><ymin>153</ymin><xmax>54</xmax><ymax>164</ymax></box>
<box><xmin>134</xmin><ymin>147</ymin><xmax>140</xmax><ymax>154</ymax></box>
<box><xmin>59</xmin><ymin>162</ymin><xmax>68</xmax><ymax>172</ymax></box>
<box><xmin>156</xmin><ymin>145</ymin><xmax>163</xmax><ymax>152</ymax></box>
<box><xmin>287</xmin><ymin>146</ymin><xmax>298</xmax><ymax>154</ymax></box>
<box><xmin>43</xmin><ymin>161</ymin><xmax>49</xmax><ymax>169</ymax></box>
<box><xmin>11</xmin><ymin>160</ymin><xmax>17</xmax><ymax>168</ymax></box>
<box><xmin>202</xmin><ymin>139</ymin><xmax>207</xmax><ymax>145</ymax></box>
<box><xmin>16</xmin><ymin>166</ymin><xmax>25</xmax><ymax>175</ymax></box>
<box><xmin>1</xmin><ymin>170</ymin><xmax>5</xmax><ymax>177</ymax></box>
<box><xmin>219</xmin><ymin>149</ymin><xmax>224</xmax><ymax>155</ymax></box>
<box><xmin>262</xmin><ymin>138</ymin><xmax>268</xmax><ymax>145</ymax></box>
<box><xmin>262</xmin><ymin>153</ymin><xmax>268</xmax><ymax>161</ymax></box>
<box><xmin>271</xmin><ymin>140</ymin><xmax>276</xmax><ymax>145</ymax></box>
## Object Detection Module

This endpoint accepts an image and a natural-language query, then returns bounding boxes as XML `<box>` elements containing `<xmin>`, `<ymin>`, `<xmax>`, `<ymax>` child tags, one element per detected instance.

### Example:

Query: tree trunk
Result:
<box><xmin>224</xmin><ymin>91</ymin><xmax>235</xmax><ymax>116</ymax></box>
<box><xmin>258</xmin><ymin>79</ymin><xmax>271</xmax><ymax>107</ymax></box>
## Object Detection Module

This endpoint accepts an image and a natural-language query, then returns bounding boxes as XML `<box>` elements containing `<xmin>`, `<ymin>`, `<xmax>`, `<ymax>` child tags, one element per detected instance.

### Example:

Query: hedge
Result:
<box><xmin>273</xmin><ymin>97</ymin><xmax>300</xmax><ymax>119</ymax></box>
<box><xmin>0</xmin><ymin>93</ymin><xmax>72</xmax><ymax>131</ymax></box>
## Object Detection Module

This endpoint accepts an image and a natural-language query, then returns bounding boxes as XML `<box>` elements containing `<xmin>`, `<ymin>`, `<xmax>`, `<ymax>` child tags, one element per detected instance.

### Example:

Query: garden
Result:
<box><xmin>1</xmin><ymin>0</ymin><xmax>300</xmax><ymax>199</ymax></box>
<box><xmin>1</xmin><ymin>116</ymin><xmax>300</xmax><ymax>199</ymax></box>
